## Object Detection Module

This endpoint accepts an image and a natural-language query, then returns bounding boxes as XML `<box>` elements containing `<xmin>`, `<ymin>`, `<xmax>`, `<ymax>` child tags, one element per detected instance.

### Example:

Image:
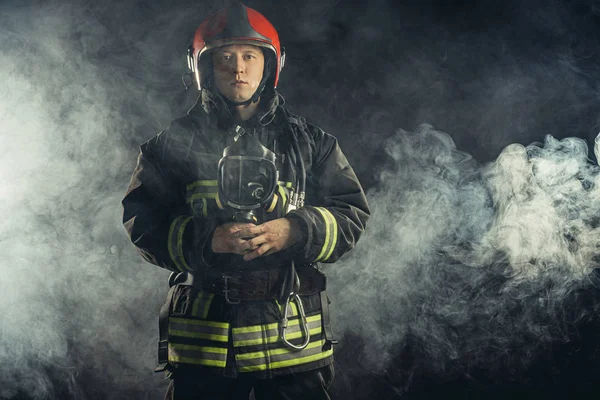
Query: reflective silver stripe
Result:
<box><xmin>168</xmin><ymin>343</ymin><xmax>227</xmax><ymax>368</ymax></box>
<box><xmin>167</xmin><ymin>216</ymin><xmax>193</xmax><ymax>272</ymax></box>
<box><xmin>236</xmin><ymin>340</ymin><xmax>333</xmax><ymax>372</ymax></box>
<box><xmin>169</xmin><ymin>317</ymin><xmax>229</xmax><ymax>342</ymax></box>
<box><xmin>233</xmin><ymin>315</ymin><xmax>321</xmax><ymax>347</ymax></box>
<box><xmin>191</xmin><ymin>291</ymin><xmax>215</xmax><ymax>319</ymax></box>
<box><xmin>314</xmin><ymin>207</ymin><xmax>337</xmax><ymax>262</ymax></box>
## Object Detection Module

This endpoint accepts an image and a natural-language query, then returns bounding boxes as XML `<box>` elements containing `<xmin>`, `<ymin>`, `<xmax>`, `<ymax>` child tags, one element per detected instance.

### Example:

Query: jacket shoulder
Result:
<box><xmin>279</xmin><ymin>107</ymin><xmax>338</xmax><ymax>169</ymax></box>
<box><xmin>279</xmin><ymin>107</ymin><xmax>336</xmax><ymax>145</ymax></box>
<box><xmin>141</xmin><ymin>112</ymin><xmax>207</xmax><ymax>158</ymax></box>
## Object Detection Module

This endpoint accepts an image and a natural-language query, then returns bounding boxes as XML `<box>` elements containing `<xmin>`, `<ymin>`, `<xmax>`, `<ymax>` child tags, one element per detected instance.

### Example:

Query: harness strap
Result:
<box><xmin>320</xmin><ymin>290</ymin><xmax>338</xmax><ymax>351</ymax></box>
<box><xmin>155</xmin><ymin>282</ymin><xmax>177</xmax><ymax>373</ymax></box>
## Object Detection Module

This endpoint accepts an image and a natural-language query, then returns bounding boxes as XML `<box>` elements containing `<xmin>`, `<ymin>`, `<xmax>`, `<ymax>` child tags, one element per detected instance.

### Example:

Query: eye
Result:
<box><xmin>244</xmin><ymin>54</ymin><xmax>256</xmax><ymax>60</ymax></box>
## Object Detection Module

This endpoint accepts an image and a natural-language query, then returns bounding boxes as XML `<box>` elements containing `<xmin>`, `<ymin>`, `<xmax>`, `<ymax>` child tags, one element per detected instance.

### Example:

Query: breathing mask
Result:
<box><xmin>217</xmin><ymin>128</ymin><xmax>279</xmax><ymax>223</ymax></box>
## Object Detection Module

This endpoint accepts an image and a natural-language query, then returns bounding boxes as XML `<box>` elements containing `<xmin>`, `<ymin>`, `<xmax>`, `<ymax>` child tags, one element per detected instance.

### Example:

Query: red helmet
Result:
<box><xmin>187</xmin><ymin>2</ymin><xmax>285</xmax><ymax>91</ymax></box>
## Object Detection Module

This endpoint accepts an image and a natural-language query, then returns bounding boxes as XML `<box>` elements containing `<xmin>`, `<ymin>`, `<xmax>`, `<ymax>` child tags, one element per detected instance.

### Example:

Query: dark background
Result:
<box><xmin>3</xmin><ymin>0</ymin><xmax>600</xmax><ymax>399</ymax></box>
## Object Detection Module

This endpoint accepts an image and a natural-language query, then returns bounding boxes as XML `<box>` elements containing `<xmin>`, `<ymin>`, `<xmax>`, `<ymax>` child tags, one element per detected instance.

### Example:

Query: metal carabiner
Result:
<box><xmin>280</xmin><ymin>273</ymin><xmax>311</xmax><ymax>351</ymax></box>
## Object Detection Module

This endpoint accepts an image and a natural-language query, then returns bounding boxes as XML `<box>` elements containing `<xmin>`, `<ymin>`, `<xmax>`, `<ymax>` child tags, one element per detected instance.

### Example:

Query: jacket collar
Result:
<box><xmin>188</xmin><ymin>89</ymin><xmax>281</xmax><ymax>131</ymax></box>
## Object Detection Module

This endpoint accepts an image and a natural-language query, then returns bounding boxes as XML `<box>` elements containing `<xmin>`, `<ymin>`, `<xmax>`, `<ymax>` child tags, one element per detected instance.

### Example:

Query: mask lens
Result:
<box><xmin>219</xmin><ymin>157</ymin><xmax>276</xmax><ymax>207</ymax></box>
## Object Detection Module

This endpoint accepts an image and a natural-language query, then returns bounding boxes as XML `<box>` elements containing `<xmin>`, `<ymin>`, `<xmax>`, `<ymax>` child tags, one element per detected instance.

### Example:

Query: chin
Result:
<box><xmin>227</xmin><ymin>94</ymin><xmax>252</xmax><ymax>103</ymax></box>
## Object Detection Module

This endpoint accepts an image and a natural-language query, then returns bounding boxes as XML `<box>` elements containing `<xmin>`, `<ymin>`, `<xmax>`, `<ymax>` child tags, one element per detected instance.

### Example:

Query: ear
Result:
<box><xmin>181</xmin><ymin>72</ymin><xmax>194</xmax><ymax>89</ymax></box>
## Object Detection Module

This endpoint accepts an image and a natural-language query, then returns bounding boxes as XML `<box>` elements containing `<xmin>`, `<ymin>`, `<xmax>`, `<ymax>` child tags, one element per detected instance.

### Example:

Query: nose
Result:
<box><xmin>232</xmin><ymin>54</ymin><xmax>245</xmax><ymax>74</ymax></box>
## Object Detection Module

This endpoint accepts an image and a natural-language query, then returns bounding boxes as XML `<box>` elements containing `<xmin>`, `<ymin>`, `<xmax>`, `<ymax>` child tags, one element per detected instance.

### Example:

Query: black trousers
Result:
<box><xmin>164</xmin><ymin>364</ymin><xmax>335</xmax><ymax>400</ymax></box>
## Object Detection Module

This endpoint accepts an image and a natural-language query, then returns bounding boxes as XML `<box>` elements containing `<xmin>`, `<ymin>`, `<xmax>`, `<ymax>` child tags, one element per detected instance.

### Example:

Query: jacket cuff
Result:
<box><xmin>286</xmin><ymin>206</ymin><xmax>338</xmax><ymax>263</ymax></box>
<box><xmin>189</xmin><ymin>217</ymin><xmax>219</xmax><ymax>270</ymax></box>
<box><xmin>285</xmin><ymin>208</ymin><xmax>317</xmax><ymax>262</ymax></box>
<box><xmin>168</xmin><ymin>216</ymin><xmax>219</xmax><ymax>272</ymax></box>
<box><xmin>199</xmin><ymin>227</ymin><xmax>218</xmax><ymax>268</ymax></box>
<box><xmin>284</xmin><ymin>214</ymin><xmax>309</xmax><ymax>259</ymax></box>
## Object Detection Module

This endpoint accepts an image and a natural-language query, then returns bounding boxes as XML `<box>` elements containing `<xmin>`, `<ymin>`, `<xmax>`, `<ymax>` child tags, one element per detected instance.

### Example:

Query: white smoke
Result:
<box><xmin>328</xmin><ymin>124</ymin><xmax>600</xmax><ymax>379</ymax></box>
<box><xmin>0</xmin><ymin>3</ymin><xmax>183</xmax><ymax>399</ymax></box>
<box><xmin>2</xmin><ymin>0</ymin><xmax>600</xmax><ymax>399</ymax></box>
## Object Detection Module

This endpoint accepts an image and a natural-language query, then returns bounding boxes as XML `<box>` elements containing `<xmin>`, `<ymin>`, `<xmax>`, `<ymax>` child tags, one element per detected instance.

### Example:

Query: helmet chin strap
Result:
<box><xmin>223</xmin><ymin>81</ymin><xmax>266</xmax><ymax>107</ymax></box>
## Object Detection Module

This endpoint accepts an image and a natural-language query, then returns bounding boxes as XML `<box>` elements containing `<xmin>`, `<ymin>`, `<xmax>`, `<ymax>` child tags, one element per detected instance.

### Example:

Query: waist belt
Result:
<box><xmin>171</xmin><ymin>266</ymin><xmax>327</xmax><ymax>303</ymax></box>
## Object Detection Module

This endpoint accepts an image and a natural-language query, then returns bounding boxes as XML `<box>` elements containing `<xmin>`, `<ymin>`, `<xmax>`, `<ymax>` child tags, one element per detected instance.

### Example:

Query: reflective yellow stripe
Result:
<box><xmin>170</xmin><ymin>317</ymin><xmax>229</xmax><ymax>329</ymax></box>
<box><xmin>169</xmin><ymin>316</ymin><xmax>229</xmax><ymax>342</ymax></box>
<box><xmin>233</xmin><ymin>316</ymin><xmax>321</xmax><ymax>347</ymax></box>
<box><xmin>192</xmin><ymin>295</ymin><xmax>201</xmax><ymax>316</ymax></box>
<box><xmin>236</xmin><ymin>340</ymin><xmax>333</xmax><ymax>372</ymax></box>
<box><xmin>314</xmin><ymin>208</ymin><xmax>329</xmax><ymax>262</ymax></box>
<box><xmin>186</xmin><ymin>180</ymin><xmax>217</xmax><ymax>190</ymax></box>
<box><xmin>171</xmin><ymin>344</ymin><xmax>227</xmax><ymax>354</ymax></box>
<box><xmin>278</xmin><ymin>181</ymin><xmax>293</xmax><ymax>188</ymax></box>
<box><xmin>177</xmin><ymin>217</ymin><xmax>193</xmax><ymax>270</ymax></box>
<box><xmin>275</xmin><ymin>298</ymin><xmax>297</xmax><ymax>317</ymax></box>
<box><xmin>187</xmin><ymin>192</ymin><xmax>218</xmax><ymax>203</ymax></box>
<box><xmin>168</xmin><ymin>216</ymin><xmax>193</xmax><ymax>272</ymax></box>
<box><xmin>191</xmin><ymin>291</ymin><xmax>215</xmax><ymax>319</ymax></box>
<box><xmin>324</xmin><ymin>213</ymin><xmax>338</xmax><ymax>261</ymax></box>
<box><xmin>314</xmin><ymin>207</ymin><xmax>337</xmax><ymax>262</ymax></box>
<box><xmin>237</xmin><ymin>339</ymin><xmax>324</xmax><ymax>360</ymax></box>
<box><xmin>270</xmin><ymin>347</ymin><xmax>333</xmax><ymax>370</ymax></box>
<box><xmin>167</xmin><ymin>218</ymin><xmax>182</xmax><ymax>272</ymax></box>
<box><xmin>173</xmin><ymin>358</ymin><xmax>226</xmax><ymax>367</ymax></box>
<box><xmin>232</xmin><ymin>315</ymin><xmax>320</xmax><ymax>334</ymax></box>
<box><xmin>234</xmin><ymin>326</ymin><xmax>322</xmax><ymax>347</ymax></box>
<box><xmin>169</xmin><ymin>330</ymin><xmax>228</xmax><ymax>342</ymax></box>
<box><xmin>277</xmin><ymin>185</ymin><xmax>288</xmax><ymax>210</ymax></box>
<box><xmin>169</xmin><ymin>343</ymin><xmax>227</xmax><ymax>368</ymax></box>
<box><xmin>186</xmin><ymin>180</ymin><xmax>218</xmax><ymax>207</ymax></box>
<box><xmin>266</xmin><ymin>193</ymin><xmax>278</xmax><ymax>213</ymax></box>
<box><xmin>202</xmin><ymin>293</ymin><xmax>214</xmax><ymax>319</ymax></box>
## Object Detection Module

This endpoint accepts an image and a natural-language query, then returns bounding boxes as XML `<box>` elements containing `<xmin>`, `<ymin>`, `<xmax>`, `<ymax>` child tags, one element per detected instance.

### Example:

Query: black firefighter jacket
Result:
<box><xmin>122</xmin><ymin>91</ymin><xmax>370</xmax><ymax>378</ymax></box>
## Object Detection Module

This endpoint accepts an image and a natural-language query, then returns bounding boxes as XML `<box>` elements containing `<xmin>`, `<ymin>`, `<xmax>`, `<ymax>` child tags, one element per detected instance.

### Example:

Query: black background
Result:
<box><xmin>4</xmin><ymin>0</ymin><xmax>600</xmax><ymax>398</ymax></box>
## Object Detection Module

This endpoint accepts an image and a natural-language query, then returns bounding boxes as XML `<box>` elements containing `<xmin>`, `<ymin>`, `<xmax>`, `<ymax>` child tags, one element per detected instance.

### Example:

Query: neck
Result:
<box><xmin>233</xmin><ymin>98</ymin><xmax>261</xmax><ymax>121</ymax></box>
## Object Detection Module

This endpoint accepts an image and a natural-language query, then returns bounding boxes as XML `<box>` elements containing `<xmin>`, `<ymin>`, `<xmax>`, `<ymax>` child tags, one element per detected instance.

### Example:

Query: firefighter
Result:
<box><xmin>122</xmin><ymin>2</ymin><xmax>370</xmax><ymax>399</ymax></box>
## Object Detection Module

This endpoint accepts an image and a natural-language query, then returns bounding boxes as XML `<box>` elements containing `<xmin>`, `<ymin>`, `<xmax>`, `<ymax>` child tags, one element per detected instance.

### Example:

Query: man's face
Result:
<box><xmin>212</xmin><ymin>44</ymin><xmax>265</xmax><ymax>103</ymax></box>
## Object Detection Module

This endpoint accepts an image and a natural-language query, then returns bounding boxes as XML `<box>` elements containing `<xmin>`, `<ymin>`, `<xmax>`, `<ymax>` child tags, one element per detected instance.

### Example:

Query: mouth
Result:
<box><xmin>231</xmin><ymin>80</ymin><xmax>248</xmax><ymax>86</ymax></box>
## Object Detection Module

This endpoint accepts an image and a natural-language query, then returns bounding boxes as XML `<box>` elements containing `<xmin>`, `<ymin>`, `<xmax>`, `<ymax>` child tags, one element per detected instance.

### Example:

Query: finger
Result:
<box><xmin>246</xmin><ymin>234</ymin><xmax>268</xmax><ymax>249</ymax></box>
<box><xmin>233</xmin><ymin>238</ymin><xmax>255</xmax><ymax>255</ymax></box>
<box><xmin>243</xmin><ymin>244</ymin><xmax>272</xmax><ymax>261</ymax></box>
<box><xmin>237</xmin><ymin>226</ymin><xmax>260</xmax><ymax>239</ymax></box>
<box><xmin>225</xmin><ymin>222</ymin><xmax>247</xmax><ymax>233</ymax></box>
<box><xmin>245</xmin><ymin>224</ymin><xmax>268</xmax><ymax>236</ymax></box>
<box><xmin>262</xmin><ymin>248</ymin><xmax>275</xmax><ymax>257</ymax></box>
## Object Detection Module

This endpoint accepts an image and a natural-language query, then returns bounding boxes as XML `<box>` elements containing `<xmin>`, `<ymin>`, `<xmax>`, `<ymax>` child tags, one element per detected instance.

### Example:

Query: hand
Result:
<box><xmin>211</xmin><ymin>222</ymin><xmax>257</xmax><ymax>255</ymax></box>
<box><xmin>237</xmin><ymin>218</ymin><xmax>303</xmax><ymax>261</ymax></box>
